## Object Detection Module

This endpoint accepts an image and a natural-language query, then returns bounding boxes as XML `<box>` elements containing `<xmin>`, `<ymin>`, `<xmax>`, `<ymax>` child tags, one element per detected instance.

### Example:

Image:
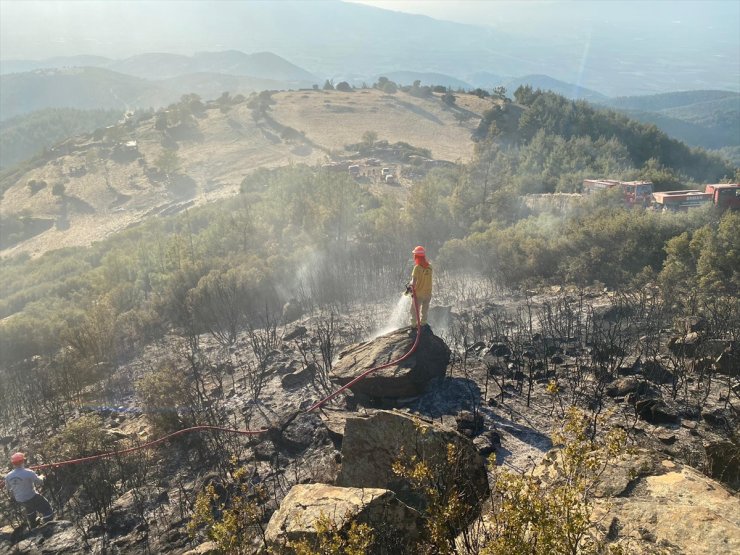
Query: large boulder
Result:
<box><xmin>634</xmin><ymin>398</ymin><xmax>678</xmax><ymax>425</ymax></box>
<box><xmin>330</xmin><ymin>327</ymin><xmax>450</xmax><ymax>398</ymax></box>
<box><xmin>337</xmin><ymin>411</ymin><xmax>489</xmax><ymax>525</ymax></box>
<box><xmin>668</xmin><ymin>332</ymin><xmax>702</xmax><ymax>357</ymax></box>
<box><xmin>592</xmin><ymin>460</ymin><xmax>740</xmax><ymax>554</ymax></box>
<box><xmin>264</xmin><ymin>483</ymin><xmax>420</xmax><ymax>552</ymax></box>
<box><xmin>715</xmin><ymin>348</ymin><xmax>739</xmax><ymax>377</ymax></box>
<box><xmin>606</xmin><ymin>376</ymin><xmax>652</xmax><ymax>398</ymax></box>
<box><xmin>509</xmin><ymin>450</ymin><xmax>740</xmax><ymax>554</ymax></box>
<box><xmin>281</xmin><ymin>362</ymin><xmax>316</xmax><ymax>389</ymax></box>
<box><xmin>704</xmin><ymin>440</ymin><xmax>740</xmax><ymax>489</ymax></box>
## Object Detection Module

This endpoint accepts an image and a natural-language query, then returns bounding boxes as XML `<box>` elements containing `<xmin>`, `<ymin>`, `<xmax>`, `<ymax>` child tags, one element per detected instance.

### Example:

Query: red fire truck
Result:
<box><xmin>582</xmin><ymin>179</ymin><xmax>654</xmax><ymax>207</ymax></box>
<box><xmin>651</xmin><ymin>190</ymin><xmax>712</xmax><ymax>211</ymax></box>
<box><xmin>704</xmin><ymin>184</ymin><xmax>740</xmax><ymax>210</ymax></box>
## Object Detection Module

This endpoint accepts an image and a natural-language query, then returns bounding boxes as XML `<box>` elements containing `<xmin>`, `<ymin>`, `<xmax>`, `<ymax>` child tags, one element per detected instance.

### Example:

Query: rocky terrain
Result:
<box><xmin>0</xmin><ymin>285</ymin><xmax>737</xmax><ymax>554</ymax></box>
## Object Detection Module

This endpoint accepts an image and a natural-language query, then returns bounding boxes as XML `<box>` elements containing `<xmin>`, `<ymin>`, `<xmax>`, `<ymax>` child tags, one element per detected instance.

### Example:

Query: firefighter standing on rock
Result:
<box><xmin>406</xmin><ymin>245</ymin><xmax>433</xmax><ymax>327</ymax></box>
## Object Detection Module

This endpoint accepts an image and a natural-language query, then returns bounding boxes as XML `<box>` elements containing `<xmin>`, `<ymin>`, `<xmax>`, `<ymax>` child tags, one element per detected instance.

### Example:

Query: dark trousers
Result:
<box><xmin>21</xmin><ymin>494</ymin><xmax>53</xmax><ymax>524</ymax></box>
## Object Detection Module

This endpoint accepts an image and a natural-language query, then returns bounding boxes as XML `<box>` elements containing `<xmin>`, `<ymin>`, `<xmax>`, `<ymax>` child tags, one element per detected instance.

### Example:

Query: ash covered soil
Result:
<box><xmin>1</xmin><ymin>284</ymin><xmax>738</xmax><ymax>553</ymax></box>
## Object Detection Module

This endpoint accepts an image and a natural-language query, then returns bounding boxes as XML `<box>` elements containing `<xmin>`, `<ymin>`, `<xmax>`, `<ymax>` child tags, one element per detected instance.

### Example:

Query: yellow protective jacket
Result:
<box><xmin>411</xmin><ymin>263</ymin><xmax>433</xmax><ymax>298</ymax></box>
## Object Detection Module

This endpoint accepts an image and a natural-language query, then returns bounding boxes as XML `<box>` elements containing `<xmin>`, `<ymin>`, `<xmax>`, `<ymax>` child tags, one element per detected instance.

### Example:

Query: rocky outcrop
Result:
<box><xmin>593</xmin><ymin>459</ymin><xmax>740</xmax><ymax>554</ymax></box>
<box><xmin>633</xmin><ymin>397</ymin><xmax>678</xmax><ymax>425</ymax></box>
<box><xmin>283</xmin><ymin>325</ymin><xmax>307</xmax><ymax>342</ymax></box>
<box><xmin>3</xmin><ymin>521</ymin><xmax>79</xmax><ymax>554</ymax></box>
<box><xmin>336</xmin><ymin>410</ymin><xmax>489</xmax><ymax>525</ymax></box>
<box><xmin>264</xmin><ymin>483</ymin><xmax>421</xmax><ymax>552</ymax></box>
<box><xmin>668</xmin><ymin>332</ymin><xmax>703</xmax><ymax>358</ymax></box>
<box><xmin>330</xmin><ymin>327</ymin><xmax>450</xmax><ymax>398</ymax></box>
<box><xmin>281</xmin><ymin>362</ymin><xmax>316</xmax><ymax>388</ymax></box>
<box><xmin>183</xmin><ymin>541</ymin><xmax>219</xmax><ymax>555</ymax></box>
<box><xmin>524</xmin><ymin>449</ymin><xmax>740</xmax><ymax>554</ymax></box>
<box><xmin>606</xmin><ymin>376</ymin><xmax>653</xmax><ymax>398</ymax></box>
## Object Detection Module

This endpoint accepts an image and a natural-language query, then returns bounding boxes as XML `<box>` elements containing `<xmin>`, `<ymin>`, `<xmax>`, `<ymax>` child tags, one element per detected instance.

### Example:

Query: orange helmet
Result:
<box><xmin>10</xmin><ymin>452</ymin><xmax>25</xmax><ymax>465</ymax></box>
<box><xmin>412</xmin><ymin>246</ymin><xmax>425</xmax><ymax>256</ymax></box>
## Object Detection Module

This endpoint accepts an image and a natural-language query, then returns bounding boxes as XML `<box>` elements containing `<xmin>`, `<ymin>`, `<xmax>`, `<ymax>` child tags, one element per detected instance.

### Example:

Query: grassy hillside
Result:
<box><xmin>0</xmin><ymin>88</ymin><xmax>488</xmax><ymax>257</ymax></box>
<box><xmin>2</xmin><ymin>85</ymin><xmax>736</xmax><ymax>260</ymax></box>
<box><xmin>270</xmin><ymin>89</ymin><xmax>487</xmax><ymax>161</ymax></box>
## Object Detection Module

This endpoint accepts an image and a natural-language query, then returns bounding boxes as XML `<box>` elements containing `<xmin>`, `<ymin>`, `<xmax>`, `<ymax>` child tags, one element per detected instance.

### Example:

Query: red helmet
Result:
<box><xmin>412</xmin><ymin>246</ymin><xmax>425</xmax><ymax>256</ymax></box>
<box><xmin>10</xmin><ymin>452</ymin><xmax>25</xmax><ymax>465</ymax></box>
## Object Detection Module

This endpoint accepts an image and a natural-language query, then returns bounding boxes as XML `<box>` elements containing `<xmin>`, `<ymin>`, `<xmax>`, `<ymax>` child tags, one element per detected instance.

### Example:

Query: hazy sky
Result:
<box><xmin>350</xmin><ymin>0</ymin><xmax>740</xmax><ymax>37</ymax></box>
<box><xmin>1</xmin><ymin>0</ymin><xmax>737</xmax><ymax>94</ymax></box>
<box><xmin>2</xmin><ymin>0</ymin><xmax>738</xmax><ymax>59</ymax></box>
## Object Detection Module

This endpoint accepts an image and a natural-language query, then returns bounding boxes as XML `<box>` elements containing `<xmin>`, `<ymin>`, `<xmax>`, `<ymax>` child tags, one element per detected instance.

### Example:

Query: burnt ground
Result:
<box><xmin>0</xmin><ymin>284</ymin><xmax>737</xmax><ymax>553</ymax></box>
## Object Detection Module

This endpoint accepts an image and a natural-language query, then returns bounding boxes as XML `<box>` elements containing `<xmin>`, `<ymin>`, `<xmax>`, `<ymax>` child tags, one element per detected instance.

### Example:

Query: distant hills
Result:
<box><xmin>600</xmin><ymin>90</ymin><xmax>739</xmax><ymax>113</ymax></box>
<box><xmin>503</xmin><ymin>75</ymin><xmax>607</xmax><ymax>102</ymax></box>
<box><xmin>0</xmin><ymin>55</ymin><xmax>112</xmax><ymax>75</ymax></box>
<box><xmin>0</xmin><ymin>68</ymin><xmax>173</xmax><ymax>119</ymax></box>
<box><xmin>380</xmin><ymin>71</ymin><xmax>473</xmax><ymax>90</ymax></box>
<box><xmin>0</xmin><ymin>51</ymin><xmax>318</xmax><ymax>121</ymax></box>
<box><xmin>0</xmin><ymin>108</ymin><xmax>121</xmax><ymax>169</ymax></box>
<box><xmin>1</xmin><ymin>50</ymin><xmax>615</xmax><ymax>121</ymax></box>
<box><xmin>1</xmin><ymin>48</ymin><xmax>737</xmax><ymax>168</ymax></box>
<box><xmin>1</xmin><ymin>51</ymin><xmax>316</xmax><ymax>82</ymax></box>
<box><xmin>111</xmin><ymin>51</ymin><xmax>315</xmax><ymax>82</ymax></box>
<box><xmin>597</xmin><ymin>90</ymin><xmax>740</xmax><ymax>150</ymax></box>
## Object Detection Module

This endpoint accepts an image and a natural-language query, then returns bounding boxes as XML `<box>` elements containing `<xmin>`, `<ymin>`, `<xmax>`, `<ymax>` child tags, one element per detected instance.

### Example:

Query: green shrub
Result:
<box><xmin>136</xmin><ymin>361</ymin><xmax>193</xmax><ymax>433</ymax></box>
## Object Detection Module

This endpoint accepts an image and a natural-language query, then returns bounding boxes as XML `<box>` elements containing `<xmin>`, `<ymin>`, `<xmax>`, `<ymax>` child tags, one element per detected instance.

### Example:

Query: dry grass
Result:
<box><xmin>271</xmin><ymin>88</ymin><xmax>487</xmax><ymax>161</ymax></box>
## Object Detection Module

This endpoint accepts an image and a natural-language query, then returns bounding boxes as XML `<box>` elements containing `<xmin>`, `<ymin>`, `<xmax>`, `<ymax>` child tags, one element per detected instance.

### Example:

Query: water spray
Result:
<box><xmin>372</xmin><ymin>292</ymin><xmax>411</xmax><ymax>338</ymax></box>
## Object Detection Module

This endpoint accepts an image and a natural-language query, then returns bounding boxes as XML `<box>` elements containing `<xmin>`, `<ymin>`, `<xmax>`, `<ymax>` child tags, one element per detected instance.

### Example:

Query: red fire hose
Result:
<box><xmin>18</xmin><ymin>292</ymin><xmax>422</xmax><ymax>473</ymax></box>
